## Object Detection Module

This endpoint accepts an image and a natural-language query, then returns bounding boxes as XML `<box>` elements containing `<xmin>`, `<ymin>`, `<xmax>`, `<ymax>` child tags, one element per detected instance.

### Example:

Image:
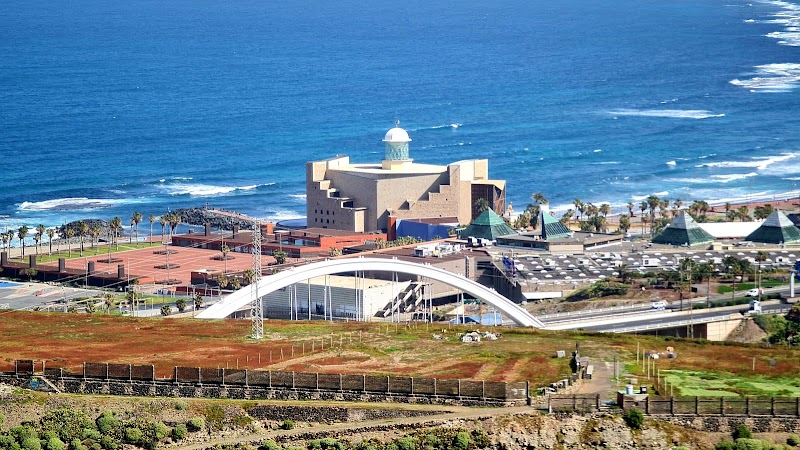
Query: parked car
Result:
<box><xmin>745</xmin><ymin>288</ymin><xmax>763</xmax><ymax>297</ymax></box>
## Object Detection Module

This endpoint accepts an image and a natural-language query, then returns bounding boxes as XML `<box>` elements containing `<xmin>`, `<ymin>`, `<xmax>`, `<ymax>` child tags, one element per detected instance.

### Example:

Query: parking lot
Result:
<box><xmin>489</xmin><ymin>246</ymin><xmax>799</xmax><ymax>288</ymax></box>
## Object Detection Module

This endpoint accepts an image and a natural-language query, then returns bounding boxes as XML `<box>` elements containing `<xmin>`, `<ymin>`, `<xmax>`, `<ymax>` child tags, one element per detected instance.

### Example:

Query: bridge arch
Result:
<box><xmin>197</xmin><ymin>257</ymin><xmax>544</xmax><ymax>327</ymax></box>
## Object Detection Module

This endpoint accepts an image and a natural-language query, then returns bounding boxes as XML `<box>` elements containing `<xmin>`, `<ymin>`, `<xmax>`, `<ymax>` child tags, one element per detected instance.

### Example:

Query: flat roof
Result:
<box><xmin>330</xmin><ymin>163</ymin><xmax>447</xmax><ymax>175</ymax></box>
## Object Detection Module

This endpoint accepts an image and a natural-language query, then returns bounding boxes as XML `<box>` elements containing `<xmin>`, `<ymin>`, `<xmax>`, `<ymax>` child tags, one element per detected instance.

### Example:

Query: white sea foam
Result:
<box><xmin>710</xmin><ymin>172</ymin><xmax>760</xmax><ymax>183</ymax></box>
<box><xmin>289</xmin><ymin>194</ymin><xmax>307</xmax><ymax>200</ymax></box>
<box><xmin>593</xmin><ymin>149</ymin><xmax>602</xmax><ymax>153</ymax></box>
<box><xmin>607</xmin><ymin>109</ymin><xmax>725</xmax><ymax>119</ymax></box>
<box><xmin>695</xmin><ymin>152</ymin><xmax>797</xmax><ymax>170</ymax></box>
<box><xmin>426</xmin><ymin>123</ymin><xmax>463</xmax><ymax>130</ymax></box>
<box><xmin>666</xmin><ymin>160</ymin><xmax>677</xmax><ymax>166</ymax></box>
<box><xmin>265</xmin><ymin>210</ymin><xmax>304</xmax><ymax>222</ymax></box>
<box><xmin>18</xmin><ymin>197</ymin><xmax>122</xmax><ymax>211</ymax></box>
<box><xmin>157</xmin><ymin>183</ymin><xmax>270</xmax><ymax>197</ymax></box>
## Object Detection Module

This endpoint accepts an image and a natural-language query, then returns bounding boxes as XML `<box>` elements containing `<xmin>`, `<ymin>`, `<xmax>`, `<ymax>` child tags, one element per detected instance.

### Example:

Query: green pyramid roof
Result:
<box><xmin>652</xmin><ymin>211</ymin><xmax>715</xmax><ymax>246</ymax></box>
<box><xmin>459</xmin><ymin>209</ymin><xmax>517</xmax><ymax>240</ymax></box>
<box><xmin>541</xmin><ymin>210</ymin><xmax>571</xmax><ymax>240</ymax></box>
<box><xmin>746</xmin><ymin>211</ymin><xmax>800</xmax><ymax>244</ymax></box>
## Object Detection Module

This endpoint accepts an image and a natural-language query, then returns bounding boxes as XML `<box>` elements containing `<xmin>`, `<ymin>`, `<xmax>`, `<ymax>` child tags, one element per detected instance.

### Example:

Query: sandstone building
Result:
<box><xmin>306</xmin><ymin>123</ymin><xmax>506</xmax><ymax>233</ymax></box>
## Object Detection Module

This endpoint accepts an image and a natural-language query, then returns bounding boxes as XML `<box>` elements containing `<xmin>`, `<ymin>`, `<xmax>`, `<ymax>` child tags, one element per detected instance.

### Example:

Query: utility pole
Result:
<box><xmin>251</xmin><ymin>220</ymin><xmax>264</xmax><ymax>339</ymax></box>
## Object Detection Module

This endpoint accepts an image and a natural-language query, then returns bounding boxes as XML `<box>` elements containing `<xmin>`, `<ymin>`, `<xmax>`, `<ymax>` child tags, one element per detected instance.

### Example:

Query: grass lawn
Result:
<box><xmin>10</xmin><ymin>242</ymin><xmax>163</xmax><ymax>264</ymax></box>
<box><xmin>661</xmin><ymin>369</ymin><xmax>800</xmax><ymax>397</ymax></box>
<box><xmin>717</xmin><ymin>279</ymin><xmax>785</xmax><ymax>294</ymax></box>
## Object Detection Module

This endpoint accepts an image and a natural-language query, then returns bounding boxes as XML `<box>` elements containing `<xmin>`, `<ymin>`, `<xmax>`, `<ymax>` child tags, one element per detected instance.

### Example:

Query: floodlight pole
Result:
<box><xmin>251</xmin><ymin>221</ymin><xmax>264</xmax><ymax>339</ymax></box>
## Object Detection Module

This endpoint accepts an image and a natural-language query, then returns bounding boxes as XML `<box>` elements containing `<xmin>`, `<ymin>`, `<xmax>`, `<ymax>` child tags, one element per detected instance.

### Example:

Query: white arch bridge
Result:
<box><xmin>196</xmin><ymin>257</ymin><xmax>545</xmax><ymax>328</ymax></box>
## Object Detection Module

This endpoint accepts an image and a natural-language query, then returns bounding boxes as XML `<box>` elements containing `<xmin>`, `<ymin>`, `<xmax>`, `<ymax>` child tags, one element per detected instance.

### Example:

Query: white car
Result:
<box><xmin>745</xmin><ymin>288</ymin><xmax>763</xmax><ymax>297</ymax></box>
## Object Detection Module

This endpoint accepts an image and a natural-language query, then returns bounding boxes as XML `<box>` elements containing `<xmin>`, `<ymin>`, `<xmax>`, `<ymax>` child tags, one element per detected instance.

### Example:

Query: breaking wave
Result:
<box><xmin>608</xmin><ymin>109</ymin><xmax>725</xmax><ymax>119</ymax></box>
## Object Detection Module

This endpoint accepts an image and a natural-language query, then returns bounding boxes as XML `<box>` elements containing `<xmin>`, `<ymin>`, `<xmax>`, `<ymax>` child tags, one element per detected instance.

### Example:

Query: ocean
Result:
<box><xmin>1</xmin><ymin>0</ymin><xmax>800</xmax><ymax>235</ymax></box>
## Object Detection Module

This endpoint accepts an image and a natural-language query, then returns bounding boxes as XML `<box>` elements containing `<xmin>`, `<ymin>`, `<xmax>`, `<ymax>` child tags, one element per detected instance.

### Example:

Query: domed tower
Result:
<box><xmin>381</xmin><ymin>120</ymin><xmax>413</xmax><ymax>170</ymax></box>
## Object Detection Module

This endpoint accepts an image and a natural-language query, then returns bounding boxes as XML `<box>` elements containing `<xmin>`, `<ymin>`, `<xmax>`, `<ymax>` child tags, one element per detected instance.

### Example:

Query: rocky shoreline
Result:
<box><xmin>173</xmin><ymin>208</ymin><xmax>256</xmax><ymax>230</ymax></box>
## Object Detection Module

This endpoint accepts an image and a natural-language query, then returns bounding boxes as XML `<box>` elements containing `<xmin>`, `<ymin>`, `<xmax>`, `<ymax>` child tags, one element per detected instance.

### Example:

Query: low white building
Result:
<box><xmin>262</xmin><ymin>275</ymin><xmax>412</xmax><ymax>321</ymax></box>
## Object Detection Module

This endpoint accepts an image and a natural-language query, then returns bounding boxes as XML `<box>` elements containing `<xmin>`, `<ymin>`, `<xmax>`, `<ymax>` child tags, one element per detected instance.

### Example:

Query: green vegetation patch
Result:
<box><xmin>663</xmin><ymin>370</ymin><xmax>800</xmax><ymax>397</ymax></box>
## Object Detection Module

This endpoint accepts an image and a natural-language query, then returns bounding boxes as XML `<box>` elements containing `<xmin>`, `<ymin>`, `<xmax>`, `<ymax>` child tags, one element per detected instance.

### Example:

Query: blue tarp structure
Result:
<box><xmin>396</xmin><ymin>219</ymin><xmax>454</xmax><ymax>241</ymax></box>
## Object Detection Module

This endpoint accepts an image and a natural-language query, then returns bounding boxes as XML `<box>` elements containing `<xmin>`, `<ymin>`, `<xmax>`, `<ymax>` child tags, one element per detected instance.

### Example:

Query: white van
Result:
<box><xmin>651</xmin><ymin>301</ymin><xmax>667</xmax><ymax>310</ymax></box>
<box><xmin>745</xmin><ymin>288</ymin><xmax>763</xmax><ymax>297</ymax></box>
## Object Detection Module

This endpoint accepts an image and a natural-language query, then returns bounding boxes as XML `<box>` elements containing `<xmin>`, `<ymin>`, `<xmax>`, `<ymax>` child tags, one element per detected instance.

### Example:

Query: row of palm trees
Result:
<box><xmin>2</xmin><ymin>210</ymin><xmax>184</xmax><ymax>259</ymax></box>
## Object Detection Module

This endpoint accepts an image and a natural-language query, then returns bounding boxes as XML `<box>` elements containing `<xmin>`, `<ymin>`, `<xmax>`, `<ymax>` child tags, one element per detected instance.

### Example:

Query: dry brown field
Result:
<box><xmin>1</xmin><ymin>311</ymin><xmax>799</xmax><ymax>386</ymax></box>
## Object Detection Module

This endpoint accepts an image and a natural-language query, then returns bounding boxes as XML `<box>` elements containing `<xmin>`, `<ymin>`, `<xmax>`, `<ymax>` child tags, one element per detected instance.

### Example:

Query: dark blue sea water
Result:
<box><xmin>2</xmin><ymin>0</ymin><xmax>800</xmax><ymax>235</ymax></box>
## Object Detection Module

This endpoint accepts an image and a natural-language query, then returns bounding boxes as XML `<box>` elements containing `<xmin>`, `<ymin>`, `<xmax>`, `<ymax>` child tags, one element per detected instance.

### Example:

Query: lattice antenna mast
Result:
<box><xmin>250</xmin><ymin>220</ymin><xmax>264</xmax><ymax>339</ymax></box>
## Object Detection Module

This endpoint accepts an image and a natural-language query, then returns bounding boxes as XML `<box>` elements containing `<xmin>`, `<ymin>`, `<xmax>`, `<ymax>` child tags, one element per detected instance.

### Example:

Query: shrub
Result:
<box><xmin>187</xmin><ymin>418</ymin><xmax>205</xmax><ymax>432</ymax></box>
<box><xmin>259</xmin><ymin>440</ymin><xmax>279</xmax><ymax>450</ymax></box>
<box><xmin>452</xmin><ymin>432</ymin><xmax>472</xmax><ymax>450</ymax></box>
<box><xmin>788</xmin><ymin>436</ymin><xmax>800</xmax><ymax>446</ymax></box>
<box><xmin>733</xmin><ymin>425</ymin><xmax>753</xmax><ymax>440</ymax></box>
<box><xmin>471</xmin><ymin>430</ymin><xmax>491</xmax><ymax>449</ymax></box>
<box><xmin>20</xmin><ymin>437</ymin><xmax>41</xmax><ymax>450</ymax></box>
<box><xmin>95</xmin><ymin>412</ymin><xmax>119</xmax><ymax>437</ymax></box>
<box><xmin>45</xmin><ymin>437</ymin><xmax>65</xmax><ymax>450</ymax></box>
<box><xmin>394</xmin><ymin>437</ymin><xmax>415</xmax><ymax>450</ymax></box>
<box><xmin>124</xmin><ymin>428</ymin><xmax>142</xmax><ymax>445</ymax></box>
<box><xmin>0</xmin><ymin>413</ymin><xmax>4</xmax><ymax>428</ymax></box>
<box><xmin>423</xmin><ymin>434</ymin><xmax>440</xmax><ymax>448</ymax></box>
<box><xmin>151</xmin><ymin>422</ymin><xmax>170</xmax><ymax>441</ymax></box>
<box><xmin>70</xmin><ymin>439</ymin><xmax>87</xmax><ymax>450</ymax></box>
<box><xmin>307</xmin><ymin>441</ymin><xmax>322</xmax><ymax>450</ymax></box>
<box><xmin>733</xmin><ymin>438</ymin><xmax>765</xmax><ymax>450</ymax></box>
<box><xmin>99</xmin><ymin>436</ymin><xmax>117</xmax><ymax>450</ymax></box>
<box><xmin>40</xmin><ymin>407</ymin><xmax>93</xmax><ymax>443</ymax></box>
<box><xmin>281</xmin><ymin>420</ymin><xmax>294</xmax><ymax>430</ymax></box>
<box><xmin>80</xmin><ymin>429</ymin><xmax>102</xmax><ymax>441</ymax></box>
<box><xmin>0</xmin><ymin>434</ymin><xmax>16</xmax><ymax>448</ymax></box>
<box><xmin>175</xmin><ymin>401</ymin><xmax>188</xmax><ymax>411</ymax></box>
<box><xmin>172</xmin><ymin>425</ymin><xmax>188</xmax><ymax>441</ymax></box>
<box><xmin>623</xmin><ymin>408</ymin><xmax>644</xmax><ymax>430</ymax></box>
<box><xmin>11</xmin><ymin>426</ymin><xmax>38</xmax><ymax>442</ymax></box>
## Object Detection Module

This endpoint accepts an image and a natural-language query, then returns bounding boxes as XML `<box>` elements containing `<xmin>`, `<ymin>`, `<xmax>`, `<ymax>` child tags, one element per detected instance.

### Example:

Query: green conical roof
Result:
<box><xmin>541</xmin><ymin>210</ymin><xmax>571</xmax><ymax>240</ymax></box>
<box><xmin>652</xmin><ymin>211</ymin><xmax>715</xmax><ymax>246</ymax></box>
<box><xmin>746</xmin><ymin>211</ymin><xmax>800</xmax><ymax>244</ymax></box>
<box><xmin>459</xmin><ymin>209</ymin><xmax>517</xmax><ymax>240</ymax></box>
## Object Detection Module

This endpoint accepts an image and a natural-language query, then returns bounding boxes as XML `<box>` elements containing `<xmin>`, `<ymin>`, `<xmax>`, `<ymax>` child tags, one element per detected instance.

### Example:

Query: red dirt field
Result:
<box><xmin>3</xmin><ymin>310</ymin><xmax>800</xmax><ymax>386</ymax></box>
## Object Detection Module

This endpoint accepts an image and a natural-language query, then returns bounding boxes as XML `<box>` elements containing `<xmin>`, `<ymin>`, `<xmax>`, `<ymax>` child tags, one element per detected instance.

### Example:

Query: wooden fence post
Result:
<box><xmin>596</xmin><ymin>394</ymin><xmax>600</xmax><ymax>411</ymax></box>
<box><xmin>771</xmin><ymin>397</ymin><xmax>776</xmax><ymax>416</ymax></box>
<box><xmin>670</xmin><ymin>397</ymin><xmax>675</xmax><ymax>416</ymax></box>
<box><xmin>695</xmin><ymin>397</ymin><xmax>699</xmax><ymax>415</ymax></box>
<box><xmin>433</xmin><ymin>378</ymin><xmax>437</xmax><ymax>396</ymax></box>
<box><xmin>268</xmin><ymin>371</ymin><xmax>272</xmax><ymax>389</ymax></box>
<box><xmin>245</xmin><ymin>370</ymin><xmax>249</xmax><ymax>387</ymax></box>
<box><xmin>315</xmin><ymin>372</ymin><xmax>319</xmax><ymax>390</ymax></box>
<box><xmin>746</xmin><ymin>397</ymin><xmax>750</xmax><ymax>416</ymax></box>
<box><xmin>720</xmin><ymin>397</ymin><xmax>725</xmax><ymax>416</ymax></box>
<box><xmin>645</xmin><ymin>396</ymin><xmax>649</xmax><ymax>415</ymax></box>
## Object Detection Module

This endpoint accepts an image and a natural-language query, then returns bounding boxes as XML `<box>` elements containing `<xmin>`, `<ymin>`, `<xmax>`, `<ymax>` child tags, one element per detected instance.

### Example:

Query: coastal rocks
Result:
<box><xmin>174</xmin><ymin>208</ymin><xmax>256</xmax><ymax>231</ymax></box>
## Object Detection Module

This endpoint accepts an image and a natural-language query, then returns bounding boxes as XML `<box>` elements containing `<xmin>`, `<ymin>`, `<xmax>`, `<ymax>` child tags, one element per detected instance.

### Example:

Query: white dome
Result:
<box><xmin>383</xmin><ymin>127</ymin><xmax>411</xmax><ymax>143</ymax></box>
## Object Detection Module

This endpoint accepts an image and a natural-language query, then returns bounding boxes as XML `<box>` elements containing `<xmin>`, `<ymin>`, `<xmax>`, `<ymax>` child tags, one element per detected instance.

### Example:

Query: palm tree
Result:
<box><xmin>89</xmin><ymin>225</ymin><xmax>101</xmax><ymax>249</ymax></box>
<box><xmin>599</xmin><ymin>203</ymin><xmax>611</xmax><ymax>218</ymax></box>
<box><xmin>1</xmin><ymin>232</ymin><xmax>9</xmax><ymax>254</ymax></box>
<box><xmin>159</xmin><ymin>216</ymin><xmax>167</xmax><ymax>243</ymax></box>
<box><xmin>531</xmin><ymin>192</ymin><xmax>548</xmax><ymax>206</ymax></box>
<box><xmin>79</xmin><ymin>221</ymin><xmax>89</xmax><ymax>255</ymax></box>
<box><xmin>573</xmin><ymin>199</ymin><xmax>584</xmax><ymax>221</ymax></box>
<box><xmin>646</xmin><ymin>195</ymin><xmax>660</xmax><ymax>223</ymax></box>
<box><xmin>672</xmin><ymin>199</ymin><xmax>683</xmax><ymax>217</ymax></box>
<box><xmin>35</xmin><ymin>224</ymin><xmax>45</xmax><ymax>256</ymax></box>
<box><xmin>109</xmin><ymin>217</ymin><xmax>122</xmax><ymax>250</ymax></box>
<box><xmin>659</xmin><ymin>199</ymin><xmax>670</xmax><ymax>219</ymax></box>
<box><xmin>560</xmin><ymin>209</ymin><xmax>574</xmax><ymax>225</ymax></box>
<box><xmin>17</xmin><ymin>225</ymin><xmax>29</xmax><ymax>257</ymax></box>
<box><xmin>168</xmin><ymin>213</ymin><xmax>180</xmax><ymax>240</ymax></box>
<box><xmin>639</xmin><ymin>201</ymin><xmax>648</xmax><ymax>233</ymax></box>
<box><xmin>627</xmin><ymin>202</ymin><xmax>634</xmax><ymax>218</ymax></box>
<box><xmin>132</xmin><ymin>212</ymin><xmax>143</xmax><ymax>245</ymax></box>
<box><xmin>148</xmin><ymin>214</ymin><xmax>156</xmax><ymax>241</ymax></box>
<box><xmin>724</xmin><ymin>202</ymin><xmax>732</xmax><ymax>219</ymax></box>
<box><xmin>619</xmin><ymin>215</ymin><xmax>631</xmax><ymax>233</ymax></box>
<box><xmin>65</xmin><ymin>228</ymin><xmax>75</xmax><ymax>257</ymax></box>
<box><xmin>474</xmin><ymin>197</ymin><xmax>490</xmax><ymax>213</ymax></box>
<box><xmin>33</xmin><ymin>233</ymin><xmax>41</xmax><ymax>257</ymax></box>
<box><xmin>46</xmin><ymin>228</ymin><xmax>55</xmax><ymax>256</ymax></box>
<box><xmin>737</xmin><ymin>205</ymin><xmax>750</xmax><ymax>222</ymax></box>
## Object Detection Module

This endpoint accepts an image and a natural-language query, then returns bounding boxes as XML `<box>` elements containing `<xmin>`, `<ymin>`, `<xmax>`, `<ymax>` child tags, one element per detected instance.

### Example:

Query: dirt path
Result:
<box><xmin>172</xmin><ymin>405</ymin><xmax>536</xmax><ymax>450</ymax></box>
